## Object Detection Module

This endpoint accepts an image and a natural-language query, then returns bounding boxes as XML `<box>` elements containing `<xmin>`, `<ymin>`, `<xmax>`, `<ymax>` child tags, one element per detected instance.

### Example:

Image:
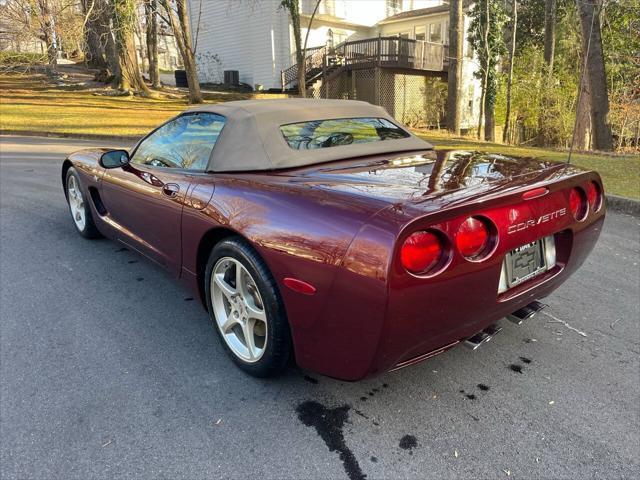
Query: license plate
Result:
<box><xmin>504</xmin><ymin>239</ymin><xmax>547</xmax><ymax>289</ymax></box>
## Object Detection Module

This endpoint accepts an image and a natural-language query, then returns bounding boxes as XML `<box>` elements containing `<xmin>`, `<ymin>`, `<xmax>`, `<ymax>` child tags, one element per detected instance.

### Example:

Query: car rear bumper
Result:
<box><xmin>296</xmin><ymin>213</ymin><xmax>604</xmax><ymax>381</ymax></box>
<box><xmin>371</xmin><ymin>213</ymin><xmax>605</xmax><ymax>378</ymax></box>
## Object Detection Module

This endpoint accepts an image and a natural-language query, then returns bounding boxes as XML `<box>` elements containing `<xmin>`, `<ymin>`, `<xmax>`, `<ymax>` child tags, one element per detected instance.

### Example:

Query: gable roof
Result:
<box><xmin>378</xmin><ymin>1</ymin><xmax>472</xmax><ymax>25</ymax></box>
<box><xmin>185</xmin><ymin>99</ymin><xmax>432</xmax><ymax>172</ymax></box>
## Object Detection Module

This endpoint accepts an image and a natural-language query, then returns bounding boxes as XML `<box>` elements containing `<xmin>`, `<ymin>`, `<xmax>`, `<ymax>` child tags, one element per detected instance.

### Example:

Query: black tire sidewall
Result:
<box><xmin>65</xmin><ymin>167</ymin><xmax>100</xmax><ymax>239</ymax></box>
<box><xmin>204</xmin><ymin>237</ymin><xmax>291</xmax><ymax>377</ymax></box>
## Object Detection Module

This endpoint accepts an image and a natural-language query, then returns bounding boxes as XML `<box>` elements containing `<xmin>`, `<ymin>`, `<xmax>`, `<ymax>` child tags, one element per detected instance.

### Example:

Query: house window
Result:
<box><xmin>429</xmin><ymin>22</ymin><xmax>442</xmax><ymax>43</ymax></box>
<box><xmin>386</xmin><ymin>0</ymin><xmax>401</xmax><ymax>17</ymax></box>
<box><xmin>415</xmin><ymin>26</ymin><xmax>426</xmax><ymax>42</ymax></box>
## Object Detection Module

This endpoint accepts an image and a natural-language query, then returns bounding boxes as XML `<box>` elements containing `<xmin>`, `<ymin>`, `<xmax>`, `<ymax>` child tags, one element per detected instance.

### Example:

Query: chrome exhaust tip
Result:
<box><xmin>507</xmin><ymin>301</ymin><xmax>546</xmax><ymax>325</ymax></box>
<box><xmin>463</xmin><ymin>324</ymin><xmax>503</xmax><ymax>350</ymax></box>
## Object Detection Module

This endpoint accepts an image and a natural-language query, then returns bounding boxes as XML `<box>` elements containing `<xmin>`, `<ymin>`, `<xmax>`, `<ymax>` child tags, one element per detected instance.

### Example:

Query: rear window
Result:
<box><xmin>280</xmin><ymin>117</ymin><xmax>410</xmax><ymax>150</ymax></box>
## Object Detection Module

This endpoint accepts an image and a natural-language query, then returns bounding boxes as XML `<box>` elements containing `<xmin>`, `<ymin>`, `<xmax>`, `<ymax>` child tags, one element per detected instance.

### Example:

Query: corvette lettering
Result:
<box><xmin>508</xmin><ymin>208</ymin><xmax>566</xmax><ymax>234</ymax></box>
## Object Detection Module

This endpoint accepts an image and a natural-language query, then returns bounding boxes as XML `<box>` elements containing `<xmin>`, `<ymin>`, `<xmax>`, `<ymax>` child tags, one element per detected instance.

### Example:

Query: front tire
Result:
<box><xmin>205</xmin><ymin>237</ymin><xmax>292</xmax><ymax>377</ymax></box>
<box><xmin>65</xmin><ymin>167</ymin><xmax>101</xmax><ymax>239</ymax></box>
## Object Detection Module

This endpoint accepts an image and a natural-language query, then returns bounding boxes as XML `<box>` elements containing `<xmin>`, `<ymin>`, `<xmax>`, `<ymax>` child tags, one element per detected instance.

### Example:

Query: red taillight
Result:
<box><xmin>455</xmin><ymin>217</ymin><xmax>491</xmax><ymax>259</ymax></box>
<box><xmin>586</xmin><ymin>181</ymin><xmax>602</xmax><ymax>212</ymax></box>
<box><xmin>400</xmin><ymin>231</ymin><xmax>443</xmax><ymax>274</ymax></box>
<box><xmin>569</xmin><ymin>187</ymin><xmax>588</xmax><ymax>220</ymax></box>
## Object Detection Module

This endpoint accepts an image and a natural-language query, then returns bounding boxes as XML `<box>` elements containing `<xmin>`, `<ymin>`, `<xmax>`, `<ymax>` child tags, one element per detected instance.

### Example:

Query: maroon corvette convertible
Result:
<box><xmin>62</xmin><ymin>99</ymin><xmax>604</xmax><ymax>380</ymax></box>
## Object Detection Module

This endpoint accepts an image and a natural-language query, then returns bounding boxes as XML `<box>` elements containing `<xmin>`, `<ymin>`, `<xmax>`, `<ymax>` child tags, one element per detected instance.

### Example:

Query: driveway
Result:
<box><xmin>1</xmin><ymin>135</ymin><xmax>638</xmax><ymax>479</ymax></box>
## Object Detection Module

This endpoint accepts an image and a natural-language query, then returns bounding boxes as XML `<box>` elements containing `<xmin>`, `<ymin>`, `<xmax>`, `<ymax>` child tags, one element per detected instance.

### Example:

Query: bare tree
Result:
<box><xmin>36</xmin><ymin>0</ymin><xmax>57</xmax><ymax>70</ymax></box>
<box><xmin>576</xmin><ymin>0</ymin><xmax>613</xmax><ymax>150</ymax></box>
<box><xmin>0</xmin><ymin>0</ymin><xmax>64</xmax><ymax>71</ymax></box>
<box><xmin>160</xmin><ymin>0</ymin><xmax>202</xmax><ymax>103</ymax></box>
<box><xmin>80</xmin><ymin>0</ymin><xmax>107</xmax><ymax>68</ymax></box>
<box><xmin>543</xmin><ymin>0</ymin><xmax>556</xmax><ymax>74</ymax></box>
<box><xmin>503</xmin><ymin>0</ymin><xmax>517</xmax><ymax>143</ymax></box>
<box><xmin>112</xmin><ymin>0</ymin><xmax>150</xmax><ymax>94</ymax></box>
<box><xmin>537</xmin><ymin>0</ymin><xmax>557</xmax><ymax>146</ymax></box>
<box><xmin>446</xmin><ymin>0</ymin><xmax>464</xmax><ymax>135</ymax></box>
<box><xmin>280</xmin><ymin>0</ymin><xmax>321</xmax><ymax>97</ymax></box>
<box><xmin>144</xmin><ymin>0</ymin><xmax>161</xmax><ymax>88</ymax></box>
<box><xmin>477</xmin><ymin>1</ymin><xmax>490</xmax><ymax>139</ymax></box>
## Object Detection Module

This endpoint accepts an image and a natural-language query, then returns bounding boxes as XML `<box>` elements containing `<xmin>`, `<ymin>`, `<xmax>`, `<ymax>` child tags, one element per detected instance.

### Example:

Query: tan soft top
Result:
<box><xmin>186</xmin><ymin>99</ymin><xmax>433</xmax><ymax>172</ymax></box>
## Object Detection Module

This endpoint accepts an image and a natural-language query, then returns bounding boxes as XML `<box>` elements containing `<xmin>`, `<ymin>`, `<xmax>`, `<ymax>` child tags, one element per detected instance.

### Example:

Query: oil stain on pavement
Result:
<box><xmin>296</xmin><ymin>401</ymin><xmax>366</xmax><ymax>480</ymax></box>
<box><xmin>399</xmin><ymin>434</ymin><xmax>418</xmax><ymax>454</ymax></box>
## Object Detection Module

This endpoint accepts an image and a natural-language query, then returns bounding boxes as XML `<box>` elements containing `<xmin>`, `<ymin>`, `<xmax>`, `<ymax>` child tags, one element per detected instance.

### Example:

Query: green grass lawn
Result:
<box><xmin>1</xmin><ymin>72</ymin><xmax>638</xmax><ymax>198</ymax></box>
<box><xmin>0</xmin><ymin>73</ymin><xmax>283</xmax><ymax>137</ymax></box>
<box><xmin>415</xmin><ymin>130</ymin><xmax>639</xmax><ymax>200</ymax></box>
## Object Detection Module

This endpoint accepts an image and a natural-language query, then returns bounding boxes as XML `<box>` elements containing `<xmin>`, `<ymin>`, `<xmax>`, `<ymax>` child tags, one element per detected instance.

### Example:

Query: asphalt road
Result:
<box><xmin>1</xmin><ymin>135</ymin><xmax>639</xmax><ymax>480</ymax></box>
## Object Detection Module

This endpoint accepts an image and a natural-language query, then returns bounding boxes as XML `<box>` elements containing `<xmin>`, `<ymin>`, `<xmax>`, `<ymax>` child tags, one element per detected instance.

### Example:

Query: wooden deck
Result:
<box><xmin>281</xmin><ymin>37</ymin><xmax>448</xmax><ymax>88</ymax></box>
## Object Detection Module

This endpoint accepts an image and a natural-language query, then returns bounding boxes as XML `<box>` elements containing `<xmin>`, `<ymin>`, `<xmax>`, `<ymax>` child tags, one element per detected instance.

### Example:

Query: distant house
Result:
<box><xmin>135</xmin><ymin>31</ymin><xmax>182</xmax><ymax>73</ymax></box>
<box><xmin>0</xmin><ymin>19</ymin><xmax>47</xmax><ymax>55</ymax></box>
<box><xmin>188</xmin><ymin>0</ymin><xmax>481</xmax><ymax>130</ymax></box>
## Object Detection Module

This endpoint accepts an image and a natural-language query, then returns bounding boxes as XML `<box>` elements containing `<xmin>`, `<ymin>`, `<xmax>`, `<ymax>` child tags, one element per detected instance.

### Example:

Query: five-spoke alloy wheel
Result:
<box><xmin>65</xmin><ymin>167</ymin><xmax>101</xmax><ymax>239</ymax></box>
<box><xmin>205</xmin><ymin>237</ymin><xmax>292</xmax><ymax>377</ymax></box>
<box><xmin>211</xmin><ymin>257</ymin><xmax>268</xmax><ymax>362</ymax></box>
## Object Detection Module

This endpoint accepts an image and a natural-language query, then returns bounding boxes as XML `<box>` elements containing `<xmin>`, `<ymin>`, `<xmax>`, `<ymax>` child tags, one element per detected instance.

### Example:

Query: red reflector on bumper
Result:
<box><xmin>283</xmin><ymin>277</ymin><xmax>317</xmax><ymax>295</ymax></box>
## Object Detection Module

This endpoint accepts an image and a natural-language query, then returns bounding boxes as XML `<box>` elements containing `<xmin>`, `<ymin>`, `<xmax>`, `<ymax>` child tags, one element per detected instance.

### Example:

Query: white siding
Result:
<box><xmin>188</xmin><ymin>0</ymin><xmax>290</xmax><ymax>89</ymax></box>
<box><xmin>379</xmin><ymin>12</ymin><xmax>482</xmax><ymax>129</ymax></box>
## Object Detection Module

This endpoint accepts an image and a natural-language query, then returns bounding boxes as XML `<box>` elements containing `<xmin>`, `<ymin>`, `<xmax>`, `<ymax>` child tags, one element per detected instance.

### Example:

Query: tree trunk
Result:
<box><xmin>81</xmin><ymin>1</ymin><xmax>108</xmax><ymax>68</ymax></box>
<box><xmin>112</xmin><ymin>0</ymin><xmax>150</xmax><ymax>94</ymax></box>
<box><xmin>477</xmin><ymin>0</ymin><xmax>490</xmax><ymax>140</ymax></box>
<box><xmin>37</xmin><ymin>0</ymin><xmax>57</xmax><ymax>71</ymax></box>
<box><xmin>162</xmin><ymin>0</ymin><xmax>203</xmax><ymax>103</ymax></box>
<box><xmin>503</xmin><ymin>0</ymin><xmax>517</xmax><ymax>143</ymax></box>
<box><xmin>577</xmin><ymin>0</ymin><xmax>613</xmax><ymax>151</ymax></box>
<box><xmin>287</xmin><ymin>1</ymin><xmax>305</xmax><ymax>97</ymax></box>
<box><xmin>446</xmin><ymin>0</ymin><xmax>464</xmax><ymax>134</ymax></box>
<box><xmin>543</xmin><ymin>0</ymin><xmax>556</xmax><ymax>75</ymax></box>
<box><xmin>145</xmin><ymin>0</ymin><xmax>161</xmax><ymax>88</ymax></box>
<box><xmin>574</xmin><ymin>55</ymin><xmax>592</xmax><ymax>150</ymax></box>
<box><xmin>484</xmin><ymin>96</ymin><xmax>495</xmax><ymax>141</ymax></box>
<box><xmin>91</xmin><ymin>0</ymin><xmax>120</xmax><ymax>77</ymax></box>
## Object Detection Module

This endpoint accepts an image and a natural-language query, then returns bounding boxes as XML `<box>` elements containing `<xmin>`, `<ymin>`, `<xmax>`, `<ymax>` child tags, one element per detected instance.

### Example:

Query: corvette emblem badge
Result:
<box><xmin>508</xmin><ymin>208</ymin><xmax>566</xmax><ymax>234</ymax></box>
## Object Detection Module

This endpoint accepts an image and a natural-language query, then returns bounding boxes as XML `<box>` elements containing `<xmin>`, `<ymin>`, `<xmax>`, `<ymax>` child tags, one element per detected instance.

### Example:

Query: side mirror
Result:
<box><xmin>100</xmin><ymin>149</ymin><xmax>130</xmax><ymax>169</ymax></box>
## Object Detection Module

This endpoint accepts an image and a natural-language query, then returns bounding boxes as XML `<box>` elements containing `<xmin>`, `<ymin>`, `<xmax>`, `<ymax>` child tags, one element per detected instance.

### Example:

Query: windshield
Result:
<box><xmin>280</xmin><ymin>117</ymin><xmax>410</xmax><ymax>150</ymax></box>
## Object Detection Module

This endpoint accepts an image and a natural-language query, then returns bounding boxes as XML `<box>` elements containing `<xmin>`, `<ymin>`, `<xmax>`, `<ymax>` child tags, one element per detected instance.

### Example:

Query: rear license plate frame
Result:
<box><xmin>504</xmin><ymin>239</ymin><xmax>547</xmax><ymax>289</ymax></box>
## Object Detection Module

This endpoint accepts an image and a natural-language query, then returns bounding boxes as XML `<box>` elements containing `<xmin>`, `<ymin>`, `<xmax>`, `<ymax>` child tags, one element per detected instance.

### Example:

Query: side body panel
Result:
<box><xmin>99</xmin><ymin>164</ymin><xmax>191</xmax><ymax>274</ymax></box>
<box><xmin>180</xmin><ymin>173</ymin><xmax>389</xmax><ymax>374</ymax></box>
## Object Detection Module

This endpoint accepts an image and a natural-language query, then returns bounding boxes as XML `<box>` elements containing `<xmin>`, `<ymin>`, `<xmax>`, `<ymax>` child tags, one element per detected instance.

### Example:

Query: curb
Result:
<box><xmin>1</xmin><ymin>130</ymin><xmax>139</xmax><ymax>144</ymax></box>
<box><xmin>606</xmin><ymin>195</ymin><xmax>640</xmax><ymax>217</ymax></box>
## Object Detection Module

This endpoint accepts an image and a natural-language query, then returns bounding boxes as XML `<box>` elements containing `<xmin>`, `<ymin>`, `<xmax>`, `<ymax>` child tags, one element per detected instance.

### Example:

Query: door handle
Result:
<box><xmin>162</xmin><ymin>183</ymin><xmax>180</xmax><ymax>197</ymax></box>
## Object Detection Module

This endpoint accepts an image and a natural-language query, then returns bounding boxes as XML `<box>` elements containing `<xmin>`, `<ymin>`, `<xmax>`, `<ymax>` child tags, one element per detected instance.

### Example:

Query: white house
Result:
<box><xmin>188</xmin><ymin>0</ymin><xmax>481</xmax><ymax>130</ymax></box>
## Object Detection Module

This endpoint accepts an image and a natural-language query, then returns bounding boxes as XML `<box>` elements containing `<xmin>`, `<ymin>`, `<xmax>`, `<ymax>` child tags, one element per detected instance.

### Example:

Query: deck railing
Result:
<box><xmin>281</xmin><ymin>37</ymin><xmax>446</xmax><ymax>88</ymax></box>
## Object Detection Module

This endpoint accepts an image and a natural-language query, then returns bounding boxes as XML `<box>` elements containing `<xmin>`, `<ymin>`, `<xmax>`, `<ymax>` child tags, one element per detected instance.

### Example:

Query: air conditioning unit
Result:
<box><xmin>224</xmin><ymin>70</ymin><xmax>240</xmax><ymax>86</ymax></box>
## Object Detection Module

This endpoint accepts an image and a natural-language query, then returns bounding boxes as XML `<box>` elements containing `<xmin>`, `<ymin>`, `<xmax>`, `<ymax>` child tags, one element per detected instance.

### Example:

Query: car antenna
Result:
<box><xmin>567</xmin><ymin>0</ymin><xmax>597</xmax><ymax>165</ymax></box>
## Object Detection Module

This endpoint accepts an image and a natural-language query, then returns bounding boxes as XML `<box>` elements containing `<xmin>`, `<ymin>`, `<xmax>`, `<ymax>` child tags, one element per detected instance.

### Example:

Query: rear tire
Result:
<box><xmin>205</xmin><ymin>237</ymin><xmax>292</xmax><ymax>377</ymax></box>
<box><xmin>65</xmin><ymin>167</ymin><xmax>102</xmax><ymax>239</ymax></box>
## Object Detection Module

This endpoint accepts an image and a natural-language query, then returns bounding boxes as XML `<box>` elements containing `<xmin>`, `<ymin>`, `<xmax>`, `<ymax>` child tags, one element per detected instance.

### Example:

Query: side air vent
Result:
<box><xmin>88</xmin><ymin>187</ymin><xmax>107</xmax><ymax>216</ymax></box>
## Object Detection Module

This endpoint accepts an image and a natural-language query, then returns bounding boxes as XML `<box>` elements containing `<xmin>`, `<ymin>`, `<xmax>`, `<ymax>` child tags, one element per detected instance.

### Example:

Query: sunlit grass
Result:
<box><xmin>0</xmin><ymin>73</ymin><xmax>284</xmax><ymax>137</ymax></box>
<box><xmin>416</xmin><ymin>130</ymin><xmax>640</xmax><ymax>200</ymax></box>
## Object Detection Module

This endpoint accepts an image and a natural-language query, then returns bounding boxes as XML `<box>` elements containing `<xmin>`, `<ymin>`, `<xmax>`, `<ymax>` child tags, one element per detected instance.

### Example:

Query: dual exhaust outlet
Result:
<box><xmin>463</xmin><ymin>301</ymin><xmax>545</xmax><ymax>350</ymax></box>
